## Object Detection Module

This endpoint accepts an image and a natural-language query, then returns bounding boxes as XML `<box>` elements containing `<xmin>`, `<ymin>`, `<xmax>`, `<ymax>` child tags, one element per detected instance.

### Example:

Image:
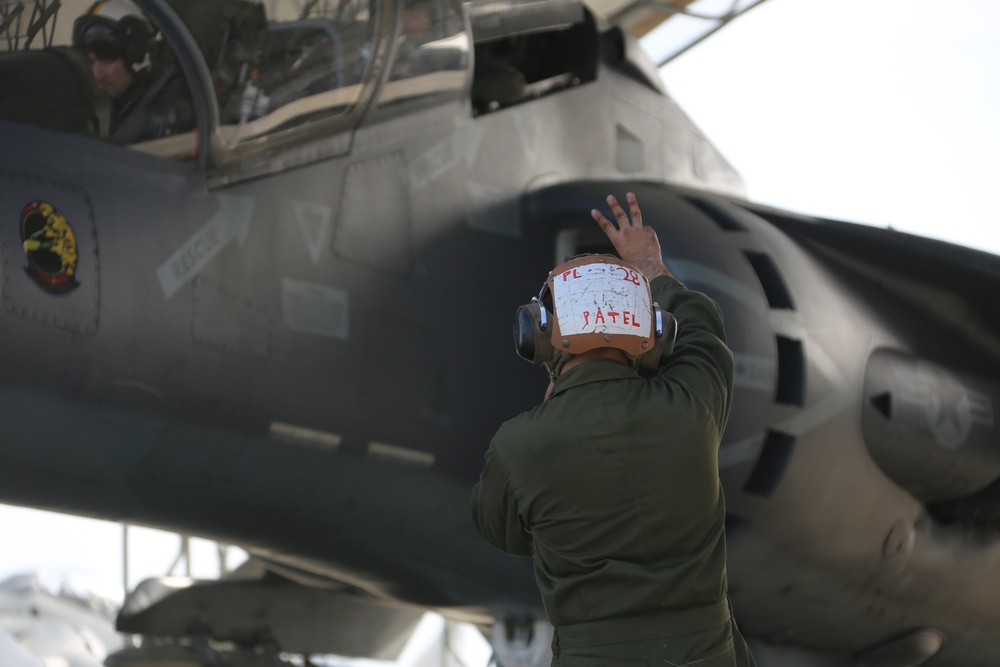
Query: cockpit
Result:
<box><xmin>0</xmin><ymin>0</ymin><xmax>470</xmax><ymax>162</ymax></box>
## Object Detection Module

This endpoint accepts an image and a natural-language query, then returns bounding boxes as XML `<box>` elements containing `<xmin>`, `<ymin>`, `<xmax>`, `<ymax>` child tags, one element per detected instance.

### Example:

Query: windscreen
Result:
<box><xmin>0</xmin><ymin>0</ymin><xmax>381</xmax><ymax>158</ymax></box>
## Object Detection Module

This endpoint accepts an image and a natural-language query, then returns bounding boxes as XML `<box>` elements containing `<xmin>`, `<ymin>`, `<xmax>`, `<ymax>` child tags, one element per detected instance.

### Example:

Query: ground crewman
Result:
<box><xmin>471</xmin><ymin>192</ymin><xmax>755</xmax><ymax>666</ymax></box>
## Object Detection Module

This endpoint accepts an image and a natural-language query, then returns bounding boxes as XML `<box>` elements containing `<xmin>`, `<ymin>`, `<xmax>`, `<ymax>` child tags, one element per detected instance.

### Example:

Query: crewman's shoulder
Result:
<box><xmin>492</xmin><ymin>401</ymin><xmax>558</xmax><ymax>451</ymax></box>
<box><xmin>495</xmin><ymin>402</ymin><xmax>547</xmax><ymax>437</ymax></box>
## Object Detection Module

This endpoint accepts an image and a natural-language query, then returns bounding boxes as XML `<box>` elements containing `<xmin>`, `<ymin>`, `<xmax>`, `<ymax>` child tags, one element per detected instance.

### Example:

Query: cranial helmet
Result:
<box><xmin>513</xmin><ymin>255</ymin><xmax>677</xmax><ymax>377</ymax></box>
<box><xmin>73</xmin><ymin>0</ymin><xmax>155</xmax><ymax>73</ymax></box>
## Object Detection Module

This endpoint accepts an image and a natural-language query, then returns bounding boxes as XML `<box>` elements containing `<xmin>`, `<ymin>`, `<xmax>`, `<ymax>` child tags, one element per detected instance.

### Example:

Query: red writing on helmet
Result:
<box><xmin>582</xmin><ymin>309</ymin><xmax>642</xmax><ymax>327</ymax></box>
<box><xmin>617</xmin><ymin>267</ymin><xmax>641</xmax><ymax>285</ymax></box>
<box><xmin>560</xmin><ymin>268</ymin><xmax>582</xmax><ymax>282</ymax></box>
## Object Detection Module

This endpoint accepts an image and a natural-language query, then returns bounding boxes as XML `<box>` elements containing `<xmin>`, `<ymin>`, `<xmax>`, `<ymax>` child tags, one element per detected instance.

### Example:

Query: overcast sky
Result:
<box><xmin>2</xmin><ymin>0</ymin><xmax>999</xmax><ymax>594</ymax></box>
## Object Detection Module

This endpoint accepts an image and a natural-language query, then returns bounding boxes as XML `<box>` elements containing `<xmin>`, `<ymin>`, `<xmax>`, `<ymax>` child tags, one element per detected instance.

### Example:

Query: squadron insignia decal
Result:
<box><xmin>19</xmin><ymin>200</ymin><xmax>79</xmax><ymax>294</ymax></box>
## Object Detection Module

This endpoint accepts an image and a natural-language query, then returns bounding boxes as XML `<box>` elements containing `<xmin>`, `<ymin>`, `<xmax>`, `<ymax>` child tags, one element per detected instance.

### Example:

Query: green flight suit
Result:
<box><xmin>471</xmin><ymin>275</ymin><xmax>755</xmax><ymax>666</ymax></box>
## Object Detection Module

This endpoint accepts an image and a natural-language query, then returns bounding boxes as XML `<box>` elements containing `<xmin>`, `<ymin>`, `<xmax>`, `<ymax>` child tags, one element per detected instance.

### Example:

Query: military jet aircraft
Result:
<box><xmin>1</xmin><ymin>0</ymin><xmax>999</xmax><ymax>665</ymax></box>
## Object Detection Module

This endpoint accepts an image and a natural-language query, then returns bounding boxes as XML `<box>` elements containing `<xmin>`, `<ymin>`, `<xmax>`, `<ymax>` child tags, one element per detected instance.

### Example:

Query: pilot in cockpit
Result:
<box><xmin>387</xmin><ymin>0</ymin><xmax>464</xmax><ymax>81</ymax></box>
<box><xmin>73</xmin><ymin>0</ymin><xmax>194</xmax><ymax>144</ymax></box>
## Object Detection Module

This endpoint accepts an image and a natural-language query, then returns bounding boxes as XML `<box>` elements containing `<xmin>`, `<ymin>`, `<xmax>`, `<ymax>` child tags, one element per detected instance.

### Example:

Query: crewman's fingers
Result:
<box><xmin>626</xmin><ymin>192</ymin><xmax>642</xmax><ymax>228</ymax></box>
<box><xmin>591</xmin><ymin>208</ymin><xmax>616</xmax><ymax>233</ymax></box>
<box><xmin>607</xmin><ymin>195</ymin><xmax>630</xmax><ymax>227</ymax></box>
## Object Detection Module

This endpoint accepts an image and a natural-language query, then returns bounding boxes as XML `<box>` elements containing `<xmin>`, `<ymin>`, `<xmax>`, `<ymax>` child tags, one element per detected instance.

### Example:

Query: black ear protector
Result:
<box><xmin>116</xmin><ymin>14</ymin><xmax>155</xmax><ymax>69</ymax></box>
<box><xmin>513</xmin><ymin>296</ymin><xmax>556</xmax><ymax>366</ymax></box>
<box><xmin>514</xmin><ymin>279</ymin><xmax>555</xmax><ymax>364</ymax></box>
<box><xmin>636</xmin><ymin>304</ymin><xmax>678</xmax><ymax>377</ymax></box>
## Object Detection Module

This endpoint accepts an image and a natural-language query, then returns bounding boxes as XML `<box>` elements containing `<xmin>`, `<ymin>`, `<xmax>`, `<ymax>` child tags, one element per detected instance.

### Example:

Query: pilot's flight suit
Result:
<box><xmin>471</xmin><ymin>275</ymin><xmax>755</xmax><ymax>666</ymax></box>
<box><xmin>111</xmin><ymin>66</ymin><xmax>194</xmax><ymax>144</ymax></box>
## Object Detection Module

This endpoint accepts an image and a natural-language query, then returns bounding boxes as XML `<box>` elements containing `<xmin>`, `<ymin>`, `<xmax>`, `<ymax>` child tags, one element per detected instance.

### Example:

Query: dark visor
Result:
<box><xmin>79</xmin><ymin>22</ymin><xmax>124</xmax><ymax>59</ymax></box>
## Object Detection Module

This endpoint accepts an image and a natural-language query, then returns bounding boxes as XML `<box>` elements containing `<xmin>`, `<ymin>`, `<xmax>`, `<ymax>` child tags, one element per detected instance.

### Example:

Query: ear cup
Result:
<box><xmin>637</xmin><ymin>308</ymin><xmax>678</xmax><ymax>376</ymax></box>
<box><xmin>116</xmin><ymin>15</ymin><xmax>153</xmax><ymax>69</ymax></box>
<box><xmin>514</xmin><ymin>300</ymin><xmax>555</xmax><ymax>364</ymax></box>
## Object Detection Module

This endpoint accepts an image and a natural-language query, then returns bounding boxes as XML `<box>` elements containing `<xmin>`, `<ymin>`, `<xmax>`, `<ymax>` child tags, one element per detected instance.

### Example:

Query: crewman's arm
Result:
<box><xmin>470</xmin><ymin>440</ymin><xmax>533</xmax><ymax>557</ymax></box>
<box><xmin>593</xmin><ymin>193</ymin><xmax>734</xmax><ymax>429</ymax></box>
<box><xmin>591</xmin><ymin>192</ymin><xmax>671</xmax><ymax>281</ymax></box>
<box><xmin>650</xmin><ymin>275</ymin><xmax>733</xmax><ymax>430</ymax></box>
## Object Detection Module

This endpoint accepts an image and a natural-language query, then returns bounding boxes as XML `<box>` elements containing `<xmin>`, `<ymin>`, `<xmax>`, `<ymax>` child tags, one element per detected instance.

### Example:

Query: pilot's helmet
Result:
<box><xmin>513</xmin><ymin>254</ymin><xmax>669</xmax><ymax>377</ymax></box>
<box><xmin>73</xmin><ymin>0</ymin><xmax>156</xmax><ymax>73</ymax></box>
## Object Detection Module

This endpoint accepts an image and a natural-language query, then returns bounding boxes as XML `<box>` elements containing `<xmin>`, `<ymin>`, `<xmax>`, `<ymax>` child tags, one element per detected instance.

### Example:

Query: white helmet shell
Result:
<box><xmin>547</xmin><ymin>255</ymin><xmax>655</xmax><ymax>357</ymax></box>
<box><xmin>87</xmin><ymin>0</ymin><xmax>145</xmax><ymax>23</ymax></box>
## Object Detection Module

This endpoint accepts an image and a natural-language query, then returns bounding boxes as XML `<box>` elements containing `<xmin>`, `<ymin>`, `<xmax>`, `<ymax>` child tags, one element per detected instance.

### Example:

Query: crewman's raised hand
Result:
<box><xmin>591</xmin><ymin>192</ymin><xmax>671</xmax><ymax>280</ymax></box>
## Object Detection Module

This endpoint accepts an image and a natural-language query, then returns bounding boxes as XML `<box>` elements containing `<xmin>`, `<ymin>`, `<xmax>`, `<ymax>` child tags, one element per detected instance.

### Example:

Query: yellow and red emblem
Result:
<box><xmin>20</xmin><ymin>200</ymin><xmax>80</xmax><ymax>294</ymax></box>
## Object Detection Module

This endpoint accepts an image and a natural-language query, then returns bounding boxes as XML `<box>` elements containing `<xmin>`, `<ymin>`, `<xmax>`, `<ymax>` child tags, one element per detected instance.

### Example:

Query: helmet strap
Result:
<box><xmin>543</xmin><ymin>350</ymin><xmax>572</xmax><ymax>381</ymax></box>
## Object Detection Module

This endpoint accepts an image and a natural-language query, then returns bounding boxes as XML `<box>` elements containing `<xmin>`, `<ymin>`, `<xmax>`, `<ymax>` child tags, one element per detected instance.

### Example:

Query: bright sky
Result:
<box><xmin>647</xmin><ymin>0</ymin><xmax>1000</xmax><ymax>256</ymax></box>
<box><xmin>2</xmin><ymin>0</ymin><xmax>999</xmax><ymax>601</ymax></box>
<box><xmin>0</xmin><ymin>505</ymin><xmax>243</xmax><ymax>599</ymax></box>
